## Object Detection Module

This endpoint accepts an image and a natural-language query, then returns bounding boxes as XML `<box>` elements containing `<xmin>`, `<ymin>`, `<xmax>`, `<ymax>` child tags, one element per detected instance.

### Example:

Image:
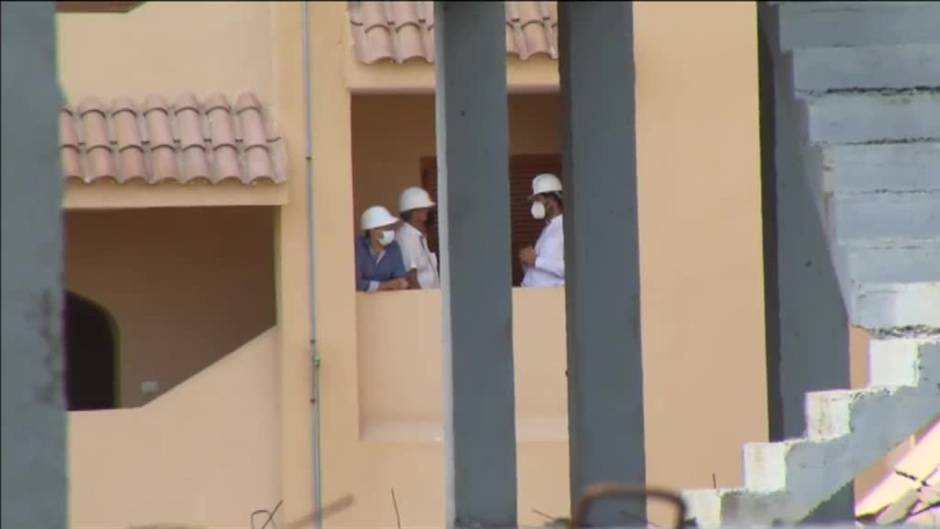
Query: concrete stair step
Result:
<box><xmin>868</xmin><ymin>338</ymin><xmax>938</xmax><ymax>386</ymax></box>
<box><xmin>805</xmin><ymin>387</ymin><xmax>908</xmax><ymax>440</ymax></box>
<box><xmin>827</xmin><ymin>191</ymin><xmax>940</xmax><ymax>244</ymax></box>
<box><xmin>682</xmin><ymin>340</ymin><xmax>940</xmax><ymax>528</ymax></box>
<box><xmin>848</xmin><ymin>281</ymin><xmax>940</xmax><ymax>329</ymax></box>
<box><xmin>804</xmin><ymin>142</ymin><xmax>940</xmax><ymax>195</ymax></box>
<box><xmin>790</xmin><ymin>44</ymin><xmax>940</xmax><ymax>94</ymax></box>
<box><xmin>776</xmin><ymin>2</ymin><xmax>940</xmax><ymax>51</ymax></box>
<box><xmin>844</xmin><ymin>240</ymin><xmax>940</xmax><ymax>284</ymax></box>
<box><xmin>803</xmin><ymin>92</ymin><xmax>940</xmax><ymax>145</ymax></box>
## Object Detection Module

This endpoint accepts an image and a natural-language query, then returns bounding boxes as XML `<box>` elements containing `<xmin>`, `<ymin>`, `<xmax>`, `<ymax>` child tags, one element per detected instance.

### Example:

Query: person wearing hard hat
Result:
<box><xmin>520</xmin><ymin>173</ymin><xmax>565</xmax><ymax>288</ymax></box>
<box><xmin>396</xmin><ymin>186</ymin><xmax>441</xmax><ymax>289</ymax></box>
<box><xmin>356</xmin><ymin>205</ymin><xmax>409</xmax><ymax>292</ymax></box>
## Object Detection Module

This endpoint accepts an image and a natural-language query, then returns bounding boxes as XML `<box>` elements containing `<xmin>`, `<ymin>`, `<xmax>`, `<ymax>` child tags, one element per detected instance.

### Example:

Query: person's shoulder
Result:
<box><xmin>396</xmin><ymin>225</ymin><xmax>421</xmax><ymax>249</ymax></box>
<box><xmin>397</xmin><ymin>223</ymin><xmax>419</xmax><ymax>238</ymax></box>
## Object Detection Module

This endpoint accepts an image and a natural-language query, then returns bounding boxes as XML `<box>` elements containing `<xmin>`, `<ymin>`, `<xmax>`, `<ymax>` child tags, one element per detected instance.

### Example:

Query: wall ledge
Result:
<box><xmin>63</xmin><ymin>180</ymin><xmax>288</xmax><ymax>209</ymax></box>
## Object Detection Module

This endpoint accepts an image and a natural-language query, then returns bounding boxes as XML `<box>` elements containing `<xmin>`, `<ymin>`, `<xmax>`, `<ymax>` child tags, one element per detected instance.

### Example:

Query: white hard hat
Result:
<box><xmin>530</xmin><ymin>173</ymin><xmax>562</xmax><ymax>198</ymax></box>
<box><xmin>360</xmin><ymin>205</ymin><xmax>399</xmax><ymax>231</ymax></box>
<box><xmin>399</xmin><ymin>186</ymin><xmax>436</xmax><ymax>213</ymax></box>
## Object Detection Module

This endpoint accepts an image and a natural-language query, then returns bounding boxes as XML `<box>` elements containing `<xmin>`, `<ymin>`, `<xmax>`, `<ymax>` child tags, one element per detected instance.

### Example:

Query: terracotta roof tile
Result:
<box><xmin>348</xmin><ymin>1</ymin><xmax>558</xmax><ymax>64</ymax></box>
<box><xmin>59</xmin><ymin>92</ymin><xmax>286</xmax><ymax>185</ymax></box>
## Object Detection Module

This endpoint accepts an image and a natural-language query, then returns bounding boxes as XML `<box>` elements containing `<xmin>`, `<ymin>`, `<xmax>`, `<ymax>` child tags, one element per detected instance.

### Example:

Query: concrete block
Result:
<box><xmin>681</xmin><ymin>489</ymin><xmax>723</xmax><ymax>527</ymax></box>
<box><xmin>868</xmin><ymin>338</ymin><xmax>931</xmax><ymax>387</ymax></box>
<box><xmin>791</xmin><ymin>45</ymin><xmax>940</xmax><ymax>94</ymax></box>
<box><xmin>744</xmin><ymin>441</ymin><xmax>790</xmax><ymax>491</ymax></box>
<box><xmin>805</xmin><ymin>92</ymin><xmax>940</xmax><ymax>144</ymax></box>
<box><xmin>777</xmin><ymin>2</ymin><xmax>940</xmax><ymax>50</ymax></box>
<box><xmin>805</xmin><ymin>389</ymin><xmax>856</xmax><ymax>439</ymax></box>
<box><xmin>810</xmin><ymin>142</ymin><xmax>940</xmax><ymax>195</ymax></box>
<box><xmin>827</xmin><ymin>191</ymin><xmax>940</xmax><ymax>244</ymax></box>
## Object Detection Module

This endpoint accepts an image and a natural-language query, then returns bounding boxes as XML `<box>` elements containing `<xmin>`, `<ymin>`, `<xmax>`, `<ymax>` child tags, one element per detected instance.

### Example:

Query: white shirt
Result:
<box><xmin>522</xmin><ymin>214</ymin><xmax>565</xmax><ymax>288</ymax></box>
<box><xmin>396</xmin><ymin>222</ymin><xmax>440</xmax><ymax>289</ymax></box>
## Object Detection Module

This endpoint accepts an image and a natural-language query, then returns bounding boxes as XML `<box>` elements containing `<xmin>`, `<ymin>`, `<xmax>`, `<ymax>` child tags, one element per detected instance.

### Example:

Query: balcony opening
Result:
<box><xmin>351</xmin><ymin>92</ymin><xmax>562</xmax><ymax>290</ymax></box>
<box><xmin>65</xmin><ymin>206</ymin><xmax>277</xmax><ymax>407</ymax></box>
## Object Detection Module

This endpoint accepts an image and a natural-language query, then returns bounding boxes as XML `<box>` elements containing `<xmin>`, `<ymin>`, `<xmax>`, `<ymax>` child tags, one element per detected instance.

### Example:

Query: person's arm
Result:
<box><xmin>533</xmin><ymin>250</ymin><xmax>565</xmax><ymax>278</ymax></box>
<box><xmin>397</xmin><ymin>230</ymin><xmax>421</xmax><ymax>275</ymax></box>
<box><xmin>355</xmin><ymin>244</ymin><xmax>381</xmax><ymax>292</ymax></box>
<box><xmin>389</xmin><ymin>244</ymin><xmax>408</xmax><ymax>280</ymax></box>
<box><xmin>531</xmin><ymin>230</ymin><xmax>565</xmax><ymax>279</ymax></box>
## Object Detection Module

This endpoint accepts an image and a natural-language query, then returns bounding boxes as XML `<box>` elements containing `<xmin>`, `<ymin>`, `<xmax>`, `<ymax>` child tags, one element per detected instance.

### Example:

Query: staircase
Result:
<box><xmin>683</xmin><ymin>2</ymin><xmax>940</xmax><ymax>526</ymax></box>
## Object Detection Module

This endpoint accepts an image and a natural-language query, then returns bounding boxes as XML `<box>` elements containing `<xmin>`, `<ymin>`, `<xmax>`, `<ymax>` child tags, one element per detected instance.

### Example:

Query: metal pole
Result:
<box><xmin>302</xmin><ymin>3</ymin><xmax>324</xmax><ymax>529</ymax></box>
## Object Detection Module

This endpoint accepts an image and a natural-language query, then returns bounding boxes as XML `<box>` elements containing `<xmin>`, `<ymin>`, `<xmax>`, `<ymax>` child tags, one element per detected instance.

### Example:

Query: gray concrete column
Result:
<box><xmin>757</xmin><ymin>4</ymin><xmax>854</xmax><ymax>521</ymax></box>
<box><xmin>1</xmin><ymin>2</ymin><xmax>67</xmax><ymax>528</ymax></box>
<box><xmin>434</xmin><ymin>3</ymin><xmax>517</xmax><ymax>528</ymax></box>
<box><xmin>558</xmin><ymin>2</ymin><xmax>646</xmax><ymax>526</ymax></box>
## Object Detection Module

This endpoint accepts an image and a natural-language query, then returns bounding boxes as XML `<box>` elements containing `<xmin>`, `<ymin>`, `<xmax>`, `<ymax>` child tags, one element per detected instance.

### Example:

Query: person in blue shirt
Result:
<box><xmin>356</xmin><ymin>205</ymin><xmax>409</xmax><ymax>293</ymax></box>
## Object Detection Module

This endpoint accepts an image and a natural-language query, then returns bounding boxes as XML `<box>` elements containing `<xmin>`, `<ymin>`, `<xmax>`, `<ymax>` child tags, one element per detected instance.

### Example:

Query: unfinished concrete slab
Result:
<box><xmin>790</xmin><ymin>44</ymin><xmax>940</xmax><ymax>94</ymax></box>
<box><xmin>806</xmin><ymin>143</ymin><xmax>940</xmax><ymax>195</ymax></box>
<box><xmin>700</xmin><ymin>2</ymin><xmax>940</xmax><ymax>524</ymax></box>
<box><xmin>826</xmin><ymin>191</ymin><xmax>940</xmax><ymax>245</ymax></box>
<box><xmin>775</xmin><ymin>1</ymin><xmax>940</xmax><ymax>51</ymax></box>
<box><xmin>803</xmin><ymin>92</ymin><xmax>940</xmax><ymax>145</ymax></box>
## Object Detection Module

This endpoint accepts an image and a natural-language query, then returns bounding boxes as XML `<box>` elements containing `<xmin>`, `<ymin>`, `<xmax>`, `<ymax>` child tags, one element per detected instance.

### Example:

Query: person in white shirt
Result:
<box><xmin>396</xmin><ymin>186</ymin><xmax>441</xmax><ymax>289</ymax></box>
<box><xmin>520</xmin><ymin>173</ymin><xmax>565</xmax><ymax>288</ymax></box>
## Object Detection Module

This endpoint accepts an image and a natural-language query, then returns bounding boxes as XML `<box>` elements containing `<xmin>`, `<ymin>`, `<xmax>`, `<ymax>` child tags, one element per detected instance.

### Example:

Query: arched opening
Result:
<box><xmin>65</xmin><ymin>291</ymin><xmax>118</xmax><ymax>410</ymax></box>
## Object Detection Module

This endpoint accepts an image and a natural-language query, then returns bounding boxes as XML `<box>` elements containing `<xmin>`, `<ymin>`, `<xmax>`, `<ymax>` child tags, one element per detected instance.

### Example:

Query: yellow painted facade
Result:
<box><xmin>58</xmin><ymin>2</ymin><xmax>776</xmax><ymax>528</ymax></box>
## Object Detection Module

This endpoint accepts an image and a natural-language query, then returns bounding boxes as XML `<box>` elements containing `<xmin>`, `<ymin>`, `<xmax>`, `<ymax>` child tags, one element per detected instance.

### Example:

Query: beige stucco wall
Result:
<box><xmin>65</xmin><ymin>207</ymin><xmax>277</xmax><ymax>407</ymax></box>
<box><xmin>56</xmin><ymin>1</ymin><xmax>274</xmax><ymax>103</ymax></box>
<box><xmin>60</xmin><ymin>2</ymin><xmax>768</xmax><ymax>528</ymax></box>
<box><xmin>69</xmin><ymin>327</ymin><xmax>280</xmax><ymax>529</ymax></box>
<box><xmin>315</xmin><ymin>2</ymin><xmax>767</xmax><ymax>528</ymax></box>
<box><xmin>634</xmin><ymin>3</ymin><xmax>765</xmax><ymax>516</ymax></box>
<box><xmin>352</xmin><ymin>93</ymin><xmax>562</xmax><ymax>222</ymax></box>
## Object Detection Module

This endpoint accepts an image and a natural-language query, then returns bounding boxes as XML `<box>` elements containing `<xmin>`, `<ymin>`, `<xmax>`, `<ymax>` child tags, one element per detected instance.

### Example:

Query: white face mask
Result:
<box><xmin>530</xmin><ymin>201</ymin><xmax>546</xmax><ymax>220</ymax></box>
<box><xmin>378</xmin><ymin>230</ymin><xmax>395</xmax><ymax>247</ymax></box>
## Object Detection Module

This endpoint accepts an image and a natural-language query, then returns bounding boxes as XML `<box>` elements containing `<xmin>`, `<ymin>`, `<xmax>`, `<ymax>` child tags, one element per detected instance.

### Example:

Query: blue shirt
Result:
<box><xmin>355</xmin><ymin>236</ymin><xmax>407</xmax><ymax>292</ymax></box>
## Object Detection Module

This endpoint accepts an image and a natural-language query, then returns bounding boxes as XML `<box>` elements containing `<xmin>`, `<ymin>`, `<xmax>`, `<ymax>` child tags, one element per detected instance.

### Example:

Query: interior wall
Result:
<box><xmin>351</xmin><ymin>93</ymin><xmax>562</xmax><ymax>226</ymax></box>
<box><xmin>65</xmin><ymin>206</ymin><xmax>277</xmax><ymax>407</ymax></box>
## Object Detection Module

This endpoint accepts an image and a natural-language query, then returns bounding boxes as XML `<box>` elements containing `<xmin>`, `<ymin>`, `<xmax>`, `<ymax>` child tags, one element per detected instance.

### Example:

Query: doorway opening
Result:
<box><xmin>65</xmin><ymin>291</ymin><xmax>118</xmax><ymax>411</ymax></box>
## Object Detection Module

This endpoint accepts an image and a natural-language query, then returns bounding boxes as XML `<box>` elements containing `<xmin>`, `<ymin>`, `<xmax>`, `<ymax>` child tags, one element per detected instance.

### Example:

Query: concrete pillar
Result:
<box><xmin>1</xmin><ymin>2</ymin><xmax>67</xmax><ymax>527</ymax></box>
<box><xmin>757</xmin><ymin>4</ymin><xmax>853</xmax><ymax>521</ymax></box>
<box><xmin>434</xmin><ymin>3</ymin><xmax>517</xmax><ymax>528</ymax></box>
<box><xmin>558</xmin><ymin>2</ymin><xmax>646</xmax><ymax>525</ymax></box>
